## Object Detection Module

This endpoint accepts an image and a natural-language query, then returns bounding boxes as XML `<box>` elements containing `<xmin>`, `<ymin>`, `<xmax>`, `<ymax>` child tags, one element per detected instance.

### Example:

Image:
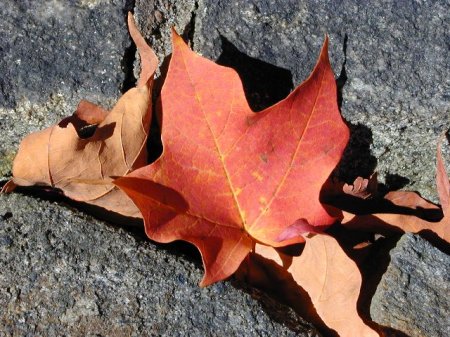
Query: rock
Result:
<box><xmin>0</xmin><ymin>193</ymin><xmax>320</xmax><ymax>336</ymax></box>
<box><xmin>134</xmin><ymin>0</ymin><xmax>197</xmax><ymax>66</ymax></box>
<box><xmin>370</xmin><ymin>233</ymin><xmax>450</xmax><ymax>337</ymax></box>
<box><xmin>1</xmin><ymin>1</ymin><xmax>449</xmax><ymax>335</ymax></box>
<box><xmin>193</xmin><ymin>0</ymin><xmax>450</xmax><ymax>201</ymax></box>
<box><xmin>0</xmin><ymin>0</ymin><xmax>132</xmax><ymax>179</ymax></box>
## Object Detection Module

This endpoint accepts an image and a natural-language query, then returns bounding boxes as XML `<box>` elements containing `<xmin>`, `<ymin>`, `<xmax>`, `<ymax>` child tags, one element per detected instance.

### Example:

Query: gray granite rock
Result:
<box><xmin>370</xmin><ymin>233</ymin><xmax>450</xmax><ymax>337</ymax></box>
<box><xmin>0</xmin><ymin>193</ymin><xmax>320</xmax><ymax>337</ymax></box>
<box><xmin>0</xmin><ymin>0</ymin><xmax>132</xmax><ymax>178</ymax></box>
<box><xmin>134</xmin><ymin>0</ymin><xmax>197</xmax><ymax>68</ymax></box>
<box><xmin>193</xmin><ymin>0</ymin><xmax>450</xmax><ymax>201</ymax></box>
<box><xmin>2</xmin><ymin>1</ymin><xmax>449</xmax><ymax>336</ymax></box>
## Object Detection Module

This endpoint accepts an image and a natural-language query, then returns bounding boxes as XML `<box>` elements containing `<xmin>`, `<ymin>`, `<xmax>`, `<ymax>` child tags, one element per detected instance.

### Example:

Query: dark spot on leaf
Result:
<box><xmin>77</xmin><ymin>124</ymin><xmax>98</xmax><ymax>138</ymax></box>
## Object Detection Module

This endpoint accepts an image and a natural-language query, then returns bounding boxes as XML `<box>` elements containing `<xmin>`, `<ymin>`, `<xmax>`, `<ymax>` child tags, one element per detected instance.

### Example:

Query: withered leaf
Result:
<box><xmin>5</xmin><ymin>13</ymin><xmax>158</xmax><ymax>218</ymax></box>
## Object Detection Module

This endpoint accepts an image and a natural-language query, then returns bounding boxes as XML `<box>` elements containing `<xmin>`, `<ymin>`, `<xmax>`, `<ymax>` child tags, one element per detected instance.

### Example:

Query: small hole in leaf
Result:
<box><xmin>77</xmin><ymin>124</ymin><xmax>98</xmax><ymax>138</ymax></box>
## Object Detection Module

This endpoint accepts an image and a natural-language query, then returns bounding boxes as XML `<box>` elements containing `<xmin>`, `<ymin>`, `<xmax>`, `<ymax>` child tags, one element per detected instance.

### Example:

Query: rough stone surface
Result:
<box><xmin>1</xmin><ymin>1</ymin><xmax>450</xmax><ymax>336</ymax></box>
<box><xmin>0</xmin><ymin>0</ymin><xmax>132</xmax><ymax>179</ymax></box>
<box><xmin>0</xmin><ymin>193</ymin><xmax>320</xmax><ymax>337</ymax></box>
<box><xmin>193</xmin><ymin>0</ymin><xmax>450</xmax><ymax>202</ymax></box>
<box><xmin>134</xmin><ymin>0</ymin><xmax>197</xmax><ymax>68</ymax></box>
<box><xmin>370</xmin><ymin>233</ymin><xmax>450</xmax><ymax>337</ymax></box>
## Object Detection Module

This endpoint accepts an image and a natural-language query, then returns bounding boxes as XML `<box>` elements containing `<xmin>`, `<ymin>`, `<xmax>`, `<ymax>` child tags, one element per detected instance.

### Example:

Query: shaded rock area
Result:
<box><xmin>0</xmin><ymin>0</ymin><xmax>132</xmax><ymax>178</ymax></box>
<box><xmin>0</xmin><ymin>193</ymin><xmax>320</xmax><ymax>337</ymax></box>
<box><xmin>192</xmin><ymin>0</ymin><xmax>450</xmax><ymax>201</ymax></box>
<box><xmin>370</xmin><ymin>233</ymin><xmax>450</xmax><ymax>337</ymax></box>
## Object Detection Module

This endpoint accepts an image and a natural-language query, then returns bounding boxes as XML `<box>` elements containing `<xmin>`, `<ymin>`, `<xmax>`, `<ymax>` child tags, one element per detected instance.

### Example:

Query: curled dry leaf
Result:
<box><xmin>245</xmin><ymin>238</ymin><xmax>378</xmax><ymax>336</ymax></box>
<box><xmin>115</xmin><ymin>31</ymin><xmax>349</xmax><ymax>285</ymax></box>
<box><xmin>341</xmin><ymin>136</ymin><xmax>450</xmax><ymax>243</ymax></box>
<box><xmin>343</xmin><ymin>173</ymin><xmax>378</xmax><ymax>199</ymax></box>
<box><xmin>4</xmin><ymin>13</ymin><xmax>158</xmax><ymax>218</ymax></box>
<box><xmin>323</xmin><ymin>174</ymin><xmax>378</xmax><ymax>200</ymax></box>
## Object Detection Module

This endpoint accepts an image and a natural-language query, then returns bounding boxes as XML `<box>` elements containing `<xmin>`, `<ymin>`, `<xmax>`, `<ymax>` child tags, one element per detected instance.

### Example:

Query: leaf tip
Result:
<box><xmin>127</xmin><ymin>12</ymin><xmax>138</xmax><ymax>41</ymax></box>
<box><xmin>126</xmin><ymin>11</ymin><xmax>133</xmax><ymax>25</ymax></box>
<box><xmin>321</xmin><ymin>34</ymin><xmax>330</xmax><ymax>60</ymax></box>
<box><xmin>171</xmin><ymin>27</ymin><xmax>188</xmax><ymax>49</ymax></box>
<box><xmin>127</xmin><ymin>12</ymin><xmax>158</xmax><ymax>88</ymax></box>
<box><xmin>1</xmin><ymin>180</ymin><xmax>17</xmax><ymax>194</ymax></box>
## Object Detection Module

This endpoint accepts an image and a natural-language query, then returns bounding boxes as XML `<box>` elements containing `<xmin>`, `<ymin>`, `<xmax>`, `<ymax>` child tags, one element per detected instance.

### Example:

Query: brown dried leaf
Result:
<box><xmin>6</xmin><ymin>13</ymin><xmax>157</xmax><ymax>218</ymax></box>
<box><xmin>252</xmin><ymin>238</ymin><xmax>379</xmax><ymax>336</ymax></box>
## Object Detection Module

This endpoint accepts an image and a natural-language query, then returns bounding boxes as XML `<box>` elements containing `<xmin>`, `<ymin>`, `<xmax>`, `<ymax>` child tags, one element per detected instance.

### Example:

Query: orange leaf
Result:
<box><xmin>5</xmin><ymin>13</ymin><xmax>158</xmax><ymax>218</ymax></box>
<box><xmin>115</xmin><ymin>31</ymin><xmax>349</xmax><ymax>285</ymax></box>
<box><xmin>250</xmin><ymin>238</ymin><xmax>379</xmax><ymax>336</ymax></box>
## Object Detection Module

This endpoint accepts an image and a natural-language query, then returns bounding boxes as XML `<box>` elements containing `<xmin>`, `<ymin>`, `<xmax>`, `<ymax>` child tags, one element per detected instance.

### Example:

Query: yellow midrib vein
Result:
<box><xmin>179</xmin><ymin>47</ymin><xmax>247</xmax><ymax>228</ymax></box>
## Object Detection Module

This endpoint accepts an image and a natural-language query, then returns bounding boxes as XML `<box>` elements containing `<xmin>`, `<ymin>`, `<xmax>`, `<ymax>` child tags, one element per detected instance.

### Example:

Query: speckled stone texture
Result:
<box><xmin>370</xmin><ymin>233</ymin><xmax>450</xmax><ymax>337</ymax></box>
<box><xmin>0</xmin><ymin>0</ymin><xmax>132</xmax><ymax>108</ymax></box>
<box><xmin>0</xmin><ymin>0</ymin><xmax>132</xmax><ymax>178</ymax></box>
<box><xmin>1</xmin><ymin>0</ymin><xmax>449</xmax><ymax>335</ymax></box>
<box><xmin>0</xmin><ymin>193</ymin><xmax>320</xmax><ymax>337</ymax></box>
<box><xmin>134</xmin><ymin>0</ymin><xmax>197</xmax><ymax>67</ymax></box>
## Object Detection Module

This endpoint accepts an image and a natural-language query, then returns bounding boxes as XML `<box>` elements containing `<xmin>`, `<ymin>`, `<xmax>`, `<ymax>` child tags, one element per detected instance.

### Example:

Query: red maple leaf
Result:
<box><xmin>115</xmin><ymin>31</ymin><xmax>349</xmax><ymax>286</ymax></box>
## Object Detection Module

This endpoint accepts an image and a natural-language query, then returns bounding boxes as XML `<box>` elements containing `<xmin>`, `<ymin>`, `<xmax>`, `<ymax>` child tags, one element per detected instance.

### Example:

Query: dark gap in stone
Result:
<box><xmin>122</xmin><ymin>0</ymin><xmax>136</xmax><ymax>15</ymax></box>
<box><xmin>121</xmin><ymin>41</ymin><xmax>137</xmax><ymax>93</ymax></box>
<box><xmin>182</xmin><ymin>0</ymin><xmax>199</xmax><ymax>47</ymax></box>
<box><xmin>146</xmin><ymin>102</ymin><xmax>163</xmax><ymax>164</ymax></box>
<box><xmin>2</xmin><ymin>211</ymin><xmax>12</xmax><ymax>220</ymax></box>
<box><xmin>336</xmin><ymin>33</ymin><xmax>348</xmax><ymax>110</ymax></box>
